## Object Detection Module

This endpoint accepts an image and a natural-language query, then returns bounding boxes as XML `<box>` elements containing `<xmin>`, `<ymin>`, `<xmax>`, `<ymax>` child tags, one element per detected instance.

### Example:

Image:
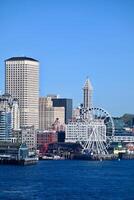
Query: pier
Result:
<box><xmin>0</xmin><ymin>156</ymin><xmax>38</xmax><ymax>165</ymax></box>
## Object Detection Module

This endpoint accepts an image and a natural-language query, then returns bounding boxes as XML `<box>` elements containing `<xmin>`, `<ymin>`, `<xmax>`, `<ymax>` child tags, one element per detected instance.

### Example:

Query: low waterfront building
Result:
<box><xmin>12</xmin><ymin>126</ymin><xmax>37</xmax><ymax>151</ymax></box>
<box><xmin>37</xmin><ymin>130</ymin><xmax>57</xmax><ymax>155</ymax></box>
<box><xmin>0</xmin><ymin>142</ymin><xmax>28</xmax><ymax>160</ymax></box>
<box><xmin>65</xmin><ymin>120</ymin><xmax>106</xmax><ymax>143</ymax></box>
<box><xmin>21</xmin><ymin>126</ymin><xmax>37</xmax><ymax>151</ymax></box>
<box><xmin>47</xmin><ymin>142</ymin><xmax>82</xmax><ymax>156</ymax></box>
<box><xmin>113</xmin><ymin>117</ymin><xmax>125</xmax><ymax>134</ymax></box>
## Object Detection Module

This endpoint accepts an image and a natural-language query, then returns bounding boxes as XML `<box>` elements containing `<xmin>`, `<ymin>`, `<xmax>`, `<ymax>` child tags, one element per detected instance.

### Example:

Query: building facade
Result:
<box><xmin>0</xmin><ymin>111</ymin><xmax>12</xmax><ymax>141</ymax></box>
<box><xmin>5</xmin><ymin>57</ymin><xmax>39</xmax><ymax>129</ymax></box>
<box><xmin>0</xmin><ymin>94</ymin><xmax>14</xmax><ymax>141</ymax></box>
<box><xmin>52</xmin><ymin>98</ymin><xmax>73</xmax><ymax>124</ymax></box>
<box><xmin>72</xmin><ymin>107</ymin><xmax>80</xmax><ymax>121</ymax></box>
<box><xmin>11</xmin><ymin>98</ymin><xmax>20</xmax><ymax>130</ymax></box>
<box><xmin>113</xmin><ymin>117</ymin><xmax>125</xmax><ymax>134</ymax></box>
<box><xmin>39</xmin><ymin>97</ymin><xmax>65</xmax><ymax>130</ymax></box>
<box><xmin>13</xmin><ymin>126</ymin><xmax>37</xmax><ymax>150</ymax></box>
<box><xmin>37</xmin><ymin>130</ymin><xmax>57</xmax><ymax>154</ymax></box>
<box><xmin>0</xmin><ymin>142</ymin><xmax>29</xmax><ymax>160</ymax></box>
<box><xmin>52</xmin><ymin>118</ymin><xmax>65</xmax><ymax>143</ymax></box>
<box><xmin>65</xmin><ymin>121</ymin><xmax>106</xmax><ymax>143</ymax></box>
<box><xmin>83</xmin><ymin>78</ymin><xmax>93</xmax><ymax>109</ymax></box>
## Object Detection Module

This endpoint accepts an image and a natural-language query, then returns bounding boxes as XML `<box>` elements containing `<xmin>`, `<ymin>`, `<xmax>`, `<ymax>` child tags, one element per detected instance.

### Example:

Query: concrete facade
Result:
<box><xmin>13</xmin><ymin>126</ymin><xmax>37</xmax><ymax>150</ymax></box>
<box><xmin>83</xmin><ymin>78</ymin><xmax>93</xmax><ymax>109</ymax></box>
<box><xmin>0</xmin><ymin>94</ymin><xmax>19</xmax><ymax>141</ymax></box>
<box><xmin>5</xmin><ymin>57</ymin><xmax>39</xmax><ymax>129</ymax></box>
<box><xmin>52</xmin><ymin>98</ymin><xmax>73</xmax><ymax>124</ymax></box>
<box><xmin>39</xmin><ymin>97</ymin><xmax>65</xmax><ymax>130</ymax></box>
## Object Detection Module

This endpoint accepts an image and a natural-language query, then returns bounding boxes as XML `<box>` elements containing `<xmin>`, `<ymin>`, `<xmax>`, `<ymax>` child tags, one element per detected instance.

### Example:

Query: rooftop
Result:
<box><xmin>5</xmin><ymin>56</ymin><xmax>38</xmax><ymax>62</ymax></box>
<box><xmin>83</xmin><ymin>78</ymin><xmax>93</xmax><ymax>90</ymax></box>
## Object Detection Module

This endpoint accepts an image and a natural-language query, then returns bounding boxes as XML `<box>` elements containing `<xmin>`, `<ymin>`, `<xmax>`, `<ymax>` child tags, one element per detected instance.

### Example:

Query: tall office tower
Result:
<box><xmin>5</xmin><ymin>57</ymin><xmax>39</xmax><ymax>129</ymax></box>
<box><xmin>0</xmin><ymin>94</ymin><xmax>12</xmax><ymax>141</ymax></box>
<box><xmin>52</xmin><ymin>98</ymin><xmax>73</xmax><ymax>124</ymax></box>
<box><xmin>83</xmin><ymin>78</ymin><xmax>93</xmax><ymax>109</ymax></box>
<box><xmin>39</xmin><ymin>97</ymin><xmax>65</xmax><ymax>130</ymax></box>
<box><xmin>11</xmin><ymin>99</ymin><xmax>20</xmax><ymax>130</ymax></box>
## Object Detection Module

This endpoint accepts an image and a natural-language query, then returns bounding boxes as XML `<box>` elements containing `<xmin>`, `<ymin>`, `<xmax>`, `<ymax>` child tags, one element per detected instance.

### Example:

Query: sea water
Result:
<box><xmin>0</xmin><ymin>160</ymin><xmax>134</xmax><ymax>200</ymax></box>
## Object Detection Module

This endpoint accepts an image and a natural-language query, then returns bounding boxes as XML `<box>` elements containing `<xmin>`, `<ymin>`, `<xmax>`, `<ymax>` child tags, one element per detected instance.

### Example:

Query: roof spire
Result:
<box><xmin>83</xmin><ymin>77</ymin><xmax>93</xmax><ymax>109</ymax></box>
<box><xmin>83</xmin><ymin>77</ymin><xmax>93</xmax><ymax>91</ymax></box>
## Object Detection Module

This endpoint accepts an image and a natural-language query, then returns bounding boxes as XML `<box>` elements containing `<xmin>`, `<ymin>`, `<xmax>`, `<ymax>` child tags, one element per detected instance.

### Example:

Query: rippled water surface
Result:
<box><xmin>0</xmin><ymin>160</ymin><xmax>134</xmax><ymax>200</ymax></box>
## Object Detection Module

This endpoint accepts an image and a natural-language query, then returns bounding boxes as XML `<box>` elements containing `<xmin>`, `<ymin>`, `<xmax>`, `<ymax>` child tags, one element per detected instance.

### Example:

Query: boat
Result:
<box><xmin>53</xmin><ymin>155</ymin><xmax>65</xmax><ymax>160</ymax></box>
<box><xmin>42</xmin><ymin>155</ymin><xmax>53</xmax><ymax>160</ymax></box>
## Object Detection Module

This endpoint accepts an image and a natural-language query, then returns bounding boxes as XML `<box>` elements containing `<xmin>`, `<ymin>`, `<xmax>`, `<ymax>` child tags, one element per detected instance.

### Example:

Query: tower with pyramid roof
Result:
<box><xmin>83</xmin><ymin>78</ymin><xmax>93</xmax><ymax>109</ymax></box>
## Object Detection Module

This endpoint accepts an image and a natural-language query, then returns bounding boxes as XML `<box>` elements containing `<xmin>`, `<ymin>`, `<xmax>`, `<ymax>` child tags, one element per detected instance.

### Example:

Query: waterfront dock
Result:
<box><xmin>72</xmin><ymin>153</ymin><xmax>118</xmax><ymax>161</ymax></box>
<box><xmin>0</xmin><ymin>157</ymin><xmax>38</xmax><ymax>165</ymax></box>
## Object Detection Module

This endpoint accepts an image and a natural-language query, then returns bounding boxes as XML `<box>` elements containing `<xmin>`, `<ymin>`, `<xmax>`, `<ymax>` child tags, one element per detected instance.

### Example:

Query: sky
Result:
<box><xmin>0</xmin><ymin>0</ymin><xmax>134</xmax><ymax>117</ymax></box>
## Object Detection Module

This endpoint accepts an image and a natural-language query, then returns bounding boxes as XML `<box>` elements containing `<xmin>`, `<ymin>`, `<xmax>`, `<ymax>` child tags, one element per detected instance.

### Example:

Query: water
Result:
<box><xmin>0</xmin><ymin>160</ymin><xmax>134</xmax><ymax>200</ymax></box>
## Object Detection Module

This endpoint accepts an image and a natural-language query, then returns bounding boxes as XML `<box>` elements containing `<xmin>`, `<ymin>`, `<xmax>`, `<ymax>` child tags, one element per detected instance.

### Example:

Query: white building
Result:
<box><xmin>65</xmin><ymin>120</ymin><xmax>106</xmax><ymax>143</ymax></box>
<box><xmin>11</xmin><ymin>98</ymin><xmax>20</xmax><ymax>130</ymax></box>
<box><xmin>5</xmin><ymin>57</ymin><xmax>39</xmax><ymax>129</ymax></box>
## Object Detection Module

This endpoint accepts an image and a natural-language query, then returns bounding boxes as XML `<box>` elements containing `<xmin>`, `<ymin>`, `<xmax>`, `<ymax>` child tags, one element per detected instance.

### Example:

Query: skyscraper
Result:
<box><xmin>39</xmin><ymin>97</ymin><xmax>65</xmax><ymax>130</ymax></box>
<box><xmin>0</xmin><ymin>94</ymin><xmax>12</xmax><ymax>141</ymax></box>
<box><xmin>52</xmin><ymin>98</ymin><xmax>73</xmax><ymax>124</ymax></box>
<box><xmin>83</xmin><ymin>78</ymin><xmax>93</xmax><ymax>109</ymax></box>
<box><xmin>5</xmin><ymin>57</ymin><xmax>39</xmax><ymax>129</ymax></box>
<box><xmin>11</xmin><ymin>98</ymin><xmax>20</xmax><ymax>130</ymax></box>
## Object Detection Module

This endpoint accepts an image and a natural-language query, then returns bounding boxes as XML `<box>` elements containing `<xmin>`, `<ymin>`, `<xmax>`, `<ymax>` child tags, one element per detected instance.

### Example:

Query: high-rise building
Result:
<box><xmin>39</xmin><ymin>97</ymin><xmax>65</xmax><ymax>130</ymax></box>
<box><xmin>11</xmin><ymin>98</ymin><xmax>20</xmax><ymax>130</ymax></box>
<box><xmin>5</xmin><ymin>57</ymin><xmax>39</xmax><ymax>129</ymax></box>
<box><xmin>0</xmin><ymin>94</ymin><xmax>12</xmax><ymax>141</ymax></box>
<box><xmin>0</xmin><ymin>93</ymin><xmax>20</xmax><ymax>141</ymax></box>
<box><xmin>52</xmin><ymin>98</ymin><xmax>73</xmax><ymax>124</ymax></box>
<box><xmin>83</xmin><ymin>78</ymin><xmax>93</xmax><ymax>109</ymax></box>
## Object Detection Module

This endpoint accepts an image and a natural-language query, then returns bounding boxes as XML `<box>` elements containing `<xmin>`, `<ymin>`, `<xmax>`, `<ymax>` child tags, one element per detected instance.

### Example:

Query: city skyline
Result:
<box><xmin>0</xmin><ymin>0</ymin><xmax>134</xmax><ymax>116</ymax></box>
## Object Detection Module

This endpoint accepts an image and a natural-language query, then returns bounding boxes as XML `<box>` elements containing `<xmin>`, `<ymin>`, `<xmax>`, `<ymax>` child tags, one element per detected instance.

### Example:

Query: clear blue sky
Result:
<box><xmin>0</xmin><ymin>0</ymin><xmax>134</xmax><ymax>116</ymax></box>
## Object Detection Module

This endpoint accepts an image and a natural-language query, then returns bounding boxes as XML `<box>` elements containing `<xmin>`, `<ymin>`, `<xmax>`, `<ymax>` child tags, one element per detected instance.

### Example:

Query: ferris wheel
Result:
<box><xmin>76</xmin><ymin>107</ymin><xmax>115</xmax><ymax>155</ymax></box>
